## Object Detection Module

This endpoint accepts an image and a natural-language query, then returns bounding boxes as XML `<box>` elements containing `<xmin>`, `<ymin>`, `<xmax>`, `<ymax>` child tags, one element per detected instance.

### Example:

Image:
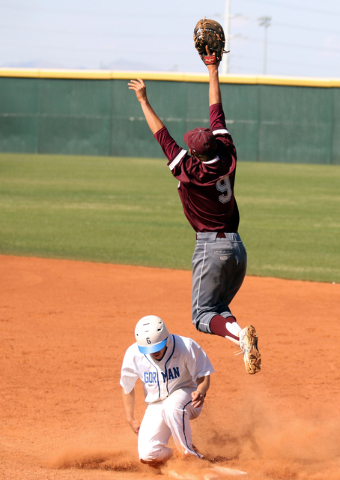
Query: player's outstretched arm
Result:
<box><xmin>204</xmin><ymin>46</ymin><xmax>222</xmax><ymax>106</ymax></box>
<box><xmin>121</xmin><ymin>387</ymin><xmax>141</xmax><ymax>435</ymax></box>
<box><xmin>191</xmin><ymin>375</ymin><xmax>210</xmax><ymax>408</ymax></box>
<box><xmin>128</xmin><ymin>79</ymin><xmax>165</xmax><ymax>134</ymax></box>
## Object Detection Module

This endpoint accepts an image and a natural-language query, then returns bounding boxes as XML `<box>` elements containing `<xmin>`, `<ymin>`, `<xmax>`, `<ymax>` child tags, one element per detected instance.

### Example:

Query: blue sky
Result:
<box><xmin>1</xmin><ymin>0</ymin><xmax>340</xmax><ymax>78</ymax></box>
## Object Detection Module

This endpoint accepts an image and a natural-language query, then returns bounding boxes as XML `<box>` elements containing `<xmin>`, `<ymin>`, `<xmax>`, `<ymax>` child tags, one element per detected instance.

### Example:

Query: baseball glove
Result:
<box><xmin>193</xmin><ymin>18</ymin><xmax>229</xmax><ymax>65</ymax></box>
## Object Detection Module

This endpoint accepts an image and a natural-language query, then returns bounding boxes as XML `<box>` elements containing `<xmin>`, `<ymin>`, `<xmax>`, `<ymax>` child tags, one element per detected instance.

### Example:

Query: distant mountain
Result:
<box><xmin>0</xmin><ymin>60</ymin><xmax>66</xmax><ymax>69</ymax></box>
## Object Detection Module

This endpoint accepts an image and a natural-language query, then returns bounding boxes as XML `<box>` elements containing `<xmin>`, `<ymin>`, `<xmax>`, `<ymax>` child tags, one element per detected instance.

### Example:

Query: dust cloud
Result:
<box><xmin>48</xmin><ymin>448</ymin><xmax>143</xmax><ymax>472</ymax></box>
<box><xmin>47</xmin><ymin>399</ymin><xmax>340</xmax><ymax>480</ymax></box>
<box><xmin>190</xmin><ymin>394</ymin><xmax>340</xmax><ymax>479</ymax></box>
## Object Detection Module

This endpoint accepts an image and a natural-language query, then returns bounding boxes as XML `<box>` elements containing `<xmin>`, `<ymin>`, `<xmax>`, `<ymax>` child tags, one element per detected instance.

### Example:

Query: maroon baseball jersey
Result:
<box><xmin>154</xmin><ymin>103</ymin><xmax>239</xmax><ymax>233</ymax></box>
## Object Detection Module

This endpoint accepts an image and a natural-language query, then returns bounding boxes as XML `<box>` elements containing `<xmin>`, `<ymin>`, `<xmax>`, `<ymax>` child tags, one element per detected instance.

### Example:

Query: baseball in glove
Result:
<box><xmin>193</xmin><ymin>18</ymin><xmax>229</xmax><ymax>65</ymax></box>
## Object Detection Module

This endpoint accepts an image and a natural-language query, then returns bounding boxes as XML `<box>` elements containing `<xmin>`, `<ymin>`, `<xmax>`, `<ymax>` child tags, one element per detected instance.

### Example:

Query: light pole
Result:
<box><xmin>217</xmin><ymin>1</ymin><xmax>247</xmax><ymax>74</ymax></box>
<box><xmin>258</xmin><ymin>16</ymin><xmax>271</xmax><ymax>75</ymax></box>
<box><xmin>221</xmin><ymin>0</ymin><xmax>230</xmax><ymax>74</ymax></box>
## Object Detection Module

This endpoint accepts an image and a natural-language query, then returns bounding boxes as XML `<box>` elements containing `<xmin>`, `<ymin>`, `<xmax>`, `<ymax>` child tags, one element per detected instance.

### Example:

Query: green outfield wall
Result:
<box><xmin>0</xmin><ymin>70</ymin><xmax>339</xmax><ymax>164</ymax></box>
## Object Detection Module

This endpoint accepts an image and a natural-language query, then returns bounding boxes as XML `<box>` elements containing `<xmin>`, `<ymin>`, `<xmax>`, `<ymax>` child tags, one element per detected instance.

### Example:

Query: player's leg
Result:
<box><xmin>217</xmin><ymin>235</ymin><xmax>261</xmax><ymax>373</ymax></box>
<box><xmin>162</xmin><ymin>388</ymin><xmax>203</xmax><ymax>459</ymax></box>
<box><xmin>138</xmin><ymin>402</ymin><xmax>173</xmax><ymax>464</ymax></box>
<box><xmin>191</xmin><ymin>232</ymin><xmax>241</xmax><ymax>342</ymax></box>
<box><xmin>210</xmin><ymin>233</ymin><xmax>248</xmax><ymax>342</ymax></box>
<box><xmin>219</xmin><ymin>233</ymin><xmax>247</xmax><ymax>307</ymax></box>
<box><xmin>192</xmin><ymin>232</ymin><xmax>261</xmax><ymax>374</ymax></box>
<box><xmin>218</xmin><ymin>234</ymin><xmax>261</xmax><ymax>373</ymax></box>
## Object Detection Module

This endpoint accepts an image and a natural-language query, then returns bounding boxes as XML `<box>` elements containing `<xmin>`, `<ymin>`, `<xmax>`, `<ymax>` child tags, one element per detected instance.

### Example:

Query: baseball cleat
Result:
<box><xmin>238</xmin><ymin>325</ymin><xmax>261</xmax><ymax>374</ymax></box>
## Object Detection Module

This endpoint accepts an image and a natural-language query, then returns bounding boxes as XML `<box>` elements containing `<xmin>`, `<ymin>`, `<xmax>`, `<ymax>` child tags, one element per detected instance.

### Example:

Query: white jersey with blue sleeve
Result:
<box><xmin>120</xmin><ymin>334</ymin><xmax>214</xmax><ymax>404</ymax></box>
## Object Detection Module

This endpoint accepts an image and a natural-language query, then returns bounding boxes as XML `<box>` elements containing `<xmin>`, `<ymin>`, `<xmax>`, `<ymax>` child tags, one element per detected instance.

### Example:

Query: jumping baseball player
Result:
<box><xmin>120</xmin><ymin>315</ymin><xmax>214</xmax><ymax>464</ymax></box>
<box><xmin>128</xmin><ymin>48</ymin><xmax>261</xmax><ymax>375</ymax></box>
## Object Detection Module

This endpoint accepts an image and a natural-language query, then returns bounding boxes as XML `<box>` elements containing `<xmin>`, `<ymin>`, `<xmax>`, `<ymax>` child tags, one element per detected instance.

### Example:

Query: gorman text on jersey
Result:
<box><xmin>144</xmin><ymin>367</ymin><xmax>180</xmax><ymax>384</ymax></box>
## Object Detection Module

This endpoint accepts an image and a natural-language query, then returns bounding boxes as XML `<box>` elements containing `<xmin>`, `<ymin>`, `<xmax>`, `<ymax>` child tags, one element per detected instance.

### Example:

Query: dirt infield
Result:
<box><xmin>1</xmin><ymin>255</ymin><xmax>340</xmax><ymax>480</ymax></box>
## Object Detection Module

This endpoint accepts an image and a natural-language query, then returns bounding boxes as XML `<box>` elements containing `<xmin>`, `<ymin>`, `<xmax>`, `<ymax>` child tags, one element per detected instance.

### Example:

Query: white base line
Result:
<box><xmin>212</xmin><ymin>465</ymin><xmax>247</xmax><ymax>476</ymax></box>
<box><xmin>167</xmin><ymin>466</ymin><xmax>247</xmax><ymax>479</ymax></box>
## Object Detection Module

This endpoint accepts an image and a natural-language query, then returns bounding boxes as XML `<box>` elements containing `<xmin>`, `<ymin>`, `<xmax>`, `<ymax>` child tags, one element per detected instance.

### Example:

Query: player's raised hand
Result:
<box><xmin>191</xmin><ymin>390</ymin><xmax>205</xmax><ymax>408</ymax></box>
<box><xmin>128</xmin><ymin>419</ymin><xmax>141</xmax><ymax>435</ymax></box>
<box><xmin>128</xmin><ymin>79</ymin><xmax>148</xmax><ymax>103</ymax></box>
<box><xmin>128</xmin><ymin>79</ymin><xmax>164</xmax><ymax>133</ymax></box>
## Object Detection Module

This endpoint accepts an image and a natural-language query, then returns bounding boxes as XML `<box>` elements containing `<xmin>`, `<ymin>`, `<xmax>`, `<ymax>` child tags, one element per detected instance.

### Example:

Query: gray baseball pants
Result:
<box><xmin>192</xmin><ymin>232</ymin><xmax>247</xmax><ymax>334</ymax></box>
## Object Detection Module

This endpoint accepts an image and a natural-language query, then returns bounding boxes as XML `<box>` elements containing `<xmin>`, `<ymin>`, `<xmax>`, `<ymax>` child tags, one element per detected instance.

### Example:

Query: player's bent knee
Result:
<box><xmin>193</xmin><ymin>316</ymin><xmax>212</xmax><ymax>334</ymax></box>
<box><xmin>139</xmin><ymin>446</ymin><xmax>173</xmax><ymax>464</ymax></box>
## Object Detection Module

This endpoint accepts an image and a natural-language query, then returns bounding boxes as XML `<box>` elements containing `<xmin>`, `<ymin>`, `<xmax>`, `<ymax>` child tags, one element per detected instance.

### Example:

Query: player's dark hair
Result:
<box><xmin>191</xmin><ymin>149</ymin><xmax>216</xmax><ymax>162</ymax></box>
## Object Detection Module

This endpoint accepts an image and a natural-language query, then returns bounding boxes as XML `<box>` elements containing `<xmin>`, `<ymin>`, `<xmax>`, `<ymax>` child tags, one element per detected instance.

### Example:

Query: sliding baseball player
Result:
<box><xmin>120</xmin><ymin>315</ymin><xmax>214</xmax><ymax>464</ymax></box>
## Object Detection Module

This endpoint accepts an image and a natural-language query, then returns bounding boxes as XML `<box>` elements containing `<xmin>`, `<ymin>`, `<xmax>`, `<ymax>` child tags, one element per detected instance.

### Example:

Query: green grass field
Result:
<box><xmin>0</xmin><ymin>153</ymin><xmax>339</xmax><ymax>283</ymax></box>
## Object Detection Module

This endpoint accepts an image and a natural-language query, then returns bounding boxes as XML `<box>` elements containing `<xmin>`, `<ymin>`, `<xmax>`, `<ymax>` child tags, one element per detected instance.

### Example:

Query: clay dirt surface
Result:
<box><xmin>1</xmin><ymin>255</ymin><xmax>340</xmax><ymax>480</ymax></box>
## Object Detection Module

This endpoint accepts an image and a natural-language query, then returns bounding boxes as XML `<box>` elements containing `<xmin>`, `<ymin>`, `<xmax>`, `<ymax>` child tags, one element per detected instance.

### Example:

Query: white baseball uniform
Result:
<box><xmin>120</xmin><ymin>334</ymin><xmax>214</xmax><ymax>462</ymax></box>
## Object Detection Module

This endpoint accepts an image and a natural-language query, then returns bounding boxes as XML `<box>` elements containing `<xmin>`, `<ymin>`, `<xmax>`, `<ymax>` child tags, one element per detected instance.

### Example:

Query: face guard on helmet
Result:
<box><xmin>135</xmin><ymin>315</ymin><xmax>169</xmax><ymax>354</ymax></box>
